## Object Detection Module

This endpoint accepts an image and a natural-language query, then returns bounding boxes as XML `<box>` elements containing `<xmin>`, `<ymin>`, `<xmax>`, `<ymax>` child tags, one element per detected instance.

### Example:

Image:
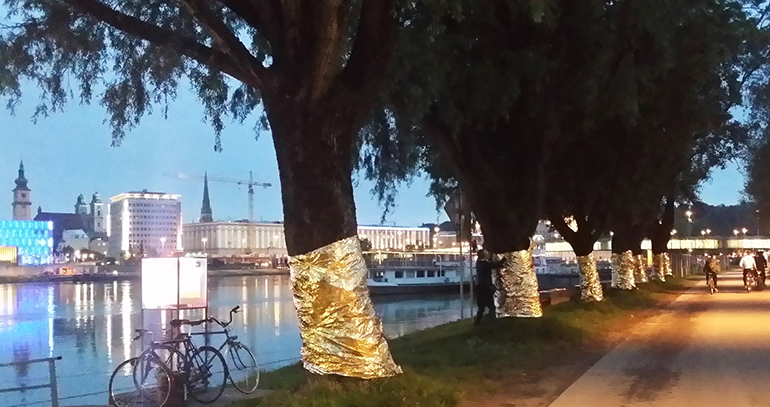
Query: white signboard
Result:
<box><xmin>141</xmin><ymin>257</ymin><xmax>208</xmax><ymax>310</ymax></box>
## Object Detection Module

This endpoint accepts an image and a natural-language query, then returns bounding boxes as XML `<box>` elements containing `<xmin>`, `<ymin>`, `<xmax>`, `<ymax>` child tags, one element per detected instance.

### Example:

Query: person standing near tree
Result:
<box><xmin>474</xmin><ymin>249</ymin><xmax>504</xmax><ymax>326</ymax></box>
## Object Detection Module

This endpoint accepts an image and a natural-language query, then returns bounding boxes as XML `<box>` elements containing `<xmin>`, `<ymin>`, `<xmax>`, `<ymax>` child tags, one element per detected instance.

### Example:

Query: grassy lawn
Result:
<box><xmin>238</xmin><ymin>278</ymin><xmax>695</xmax><ymax>407</ymax></box>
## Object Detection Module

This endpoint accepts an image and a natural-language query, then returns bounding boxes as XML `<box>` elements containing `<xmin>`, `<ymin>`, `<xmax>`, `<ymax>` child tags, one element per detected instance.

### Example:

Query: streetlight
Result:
<box><xmin>202</xmin><ymin>237</ymin><xmax>208</xmax><ymax>253</ymax></box>
<box><xmin>742</xmin><ymin>227</ymin><xmax>748</xmax><ymax>236</ymax></box>
<box><xmin>670</xmin><ymin>229</ymin><xmax>677</xmax><ymax>236</ymax></box>
<box><xmin>685</xmin><ymin>210</ymin><xmax>693</xmax><ymax>237</ymax></box>
<box><xmin>160</xmin><ymin>237</ymin><xmax>166</xmax><ymax>252</ymax></box>
<box><xmin>734</xmin><ymin>229</ymin><xmax>740</xmax><ymax>236</ymax></box>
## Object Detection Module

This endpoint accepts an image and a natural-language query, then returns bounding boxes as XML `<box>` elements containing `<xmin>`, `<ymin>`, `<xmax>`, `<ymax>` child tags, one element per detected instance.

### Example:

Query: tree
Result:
<box><xmin>1</xmin><ymin>0</ymin><xmax>400</xmax><ymax>378</ymax></box>
<box><xmin>359</xmin><ymin>237</ymin><xmax>373</xmax><ymax>252</ymax></box>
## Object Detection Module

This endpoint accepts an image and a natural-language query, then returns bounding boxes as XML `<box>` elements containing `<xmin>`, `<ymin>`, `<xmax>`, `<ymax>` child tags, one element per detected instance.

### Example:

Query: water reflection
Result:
<box><xmin>0</xmin><ymin>276</ymin><xmax>471</xmax><ymax>406</ymax></box>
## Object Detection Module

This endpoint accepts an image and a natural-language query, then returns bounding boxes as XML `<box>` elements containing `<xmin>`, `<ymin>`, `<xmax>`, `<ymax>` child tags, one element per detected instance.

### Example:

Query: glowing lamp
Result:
<box><xmin>141</xmin><ymin>257</ymin><xmax>207</xmax><ymax>310</ymax></box>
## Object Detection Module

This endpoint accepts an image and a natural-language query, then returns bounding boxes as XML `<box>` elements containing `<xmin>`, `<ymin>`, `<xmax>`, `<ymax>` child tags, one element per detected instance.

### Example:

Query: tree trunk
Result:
<box><xmin>611</xmin><ymin>228</ymin><xmax>635</xmax><ymax>290</ymax></box>
<box><xmin>651</xmin><ymin>198</ymin><xmax>675</xmax><ymax>255</ymax></box>
<box><xmin>264</xmin><ymin>96</ymin><xmax>401</xmax><ymax>379</ymax></box>
<box><xmin>549</xmin><ymin>215</ymin><xmax>603</xmax><ymax>301</ymax></box>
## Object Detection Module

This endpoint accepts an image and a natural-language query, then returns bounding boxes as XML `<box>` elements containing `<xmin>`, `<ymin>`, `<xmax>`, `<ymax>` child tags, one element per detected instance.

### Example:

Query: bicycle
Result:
<box><xmin>171</xmin><ymin>306</ymin><xmax>260</xmax><ymax>394</ymax></box>
<box><xmin>134</xmin><ymin>322</ymin><xmax>229</xmax><ymax>405</ymax></box>
<box><xmin>109</xmin><ymin>329</ymin><xmax>172</xmax><ymax>407</ymax></box>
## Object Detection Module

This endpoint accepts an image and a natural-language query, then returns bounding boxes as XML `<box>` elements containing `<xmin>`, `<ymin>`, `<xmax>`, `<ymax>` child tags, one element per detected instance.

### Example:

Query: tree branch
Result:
<box><xmin>340</xmin><ymin>0</ymin><xmax>397</xmax><ymax>92</ymax></box>
<box><xmin>62</xmin><ymin>0</ymin><xmax>249</xmax><ymax>84</ymax></box>
<box><xmin>181</xmin><ymin>0</ymin><xmax>270</xmax><ymax>90</ymax></box>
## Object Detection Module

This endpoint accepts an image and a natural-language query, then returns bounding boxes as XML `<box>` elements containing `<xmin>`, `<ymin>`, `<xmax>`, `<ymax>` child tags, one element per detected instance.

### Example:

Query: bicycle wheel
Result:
<box><xmin>225</xmin><ymin>342</ymin><xmax>260</xmax><ymax>394</ymax></box>
<box><xmin>110</xmin><ymin>358</ymin><xmax>152</xmax><ymax>407</ymax></box>
<box><xmin>132</xmin><ymin>353</ymin><xmax>174</xmax><ymax>407</ymax></box>
<box><xmin>187</xmin><ymin>345</ymin><xmax>228</xmax><ymax>404</ymax></box>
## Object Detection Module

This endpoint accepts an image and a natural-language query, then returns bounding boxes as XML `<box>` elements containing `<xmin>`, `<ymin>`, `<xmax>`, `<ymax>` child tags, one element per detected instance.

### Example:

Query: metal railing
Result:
<box><xmin>0</xmin><ymin>356</ymin><xmax>62</xmax><ymax>407</ymax></box>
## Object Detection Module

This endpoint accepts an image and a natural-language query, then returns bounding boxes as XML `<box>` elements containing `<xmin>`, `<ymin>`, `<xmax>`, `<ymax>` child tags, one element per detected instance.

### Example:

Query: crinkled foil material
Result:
<box><xmin>289</xmin><ymin>236</ymin><xmax>402</xmax><ymax>379</ymax></box>
<box><xmin>495</xmin><ymin>245</ymin><xmax>543</xmax><ymax>318</ymax></box>
<box><xmin>652</xmin><ymin>253</ymin><xmax>666</xmax><ymax>282</ymax></box>
<box><xmin>611</xmin><ymin>251</ymin><xmax>636</xmax><ymax>290</ymax></box>
<box><xmin>634</xmin><ymin>254</ymin><xmax>649</xmax><ymax>284</ymax></box>
<box><xmin>577</xmin><ymin>254</ymin><xmax>603</xmax><ymax>302</ymax></box>
<box><xmin>662</xmin><ymin>252</ymin><xmax>673</xmax><ymax>276</ymax></box>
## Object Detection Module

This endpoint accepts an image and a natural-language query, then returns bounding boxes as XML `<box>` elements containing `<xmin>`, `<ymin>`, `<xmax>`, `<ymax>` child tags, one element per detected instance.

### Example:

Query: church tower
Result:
<box><xmin>12</xmin><ymin>161</ymin><xmax>32</xmax><ymax>221</ymax></box>
<box><xmin>75</xmin><ymin>194</ymin><xmax>89</xmax><ymax>216</ymax></box>
<box><xmin>200</xmin><ymin>172</ymin><xmax>214</xmax><ymax>223</ymax></box>
<box><xmin>90</xmin><ymin>192</ymin><xmax>106</xmax><ymax>233</ymax></box>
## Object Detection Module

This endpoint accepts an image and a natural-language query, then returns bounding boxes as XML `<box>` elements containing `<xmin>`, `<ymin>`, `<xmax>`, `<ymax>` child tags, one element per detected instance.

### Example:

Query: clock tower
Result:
<box><xmin>12</xmin><ymin>161</ymin><xmax>32</xmax><ymax>221</ymax></box>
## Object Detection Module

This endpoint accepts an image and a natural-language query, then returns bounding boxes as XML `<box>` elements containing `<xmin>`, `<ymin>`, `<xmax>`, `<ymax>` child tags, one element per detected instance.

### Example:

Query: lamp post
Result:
<box><xmin>201</xmin><ymin>237</ymin><xmax>208</xmax><ymax>254</ymax></box>
<box><xmin>685</xmin><ymin>210</ymin><xmax>693</xmax><ymax>237</ymax></box>
<box><xmin>160</xmin><ymin>237</ymin><xmax>166</xmax><ymax>254</ymax></box>
<box><xmin>742</xmin><ymin>227</ymin><xmax>748</xmax><ymax>236</ymax></box>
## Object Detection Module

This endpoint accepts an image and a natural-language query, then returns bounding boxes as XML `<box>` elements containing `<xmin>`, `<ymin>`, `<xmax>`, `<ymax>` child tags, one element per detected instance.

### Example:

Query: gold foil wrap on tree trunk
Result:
<box><xmin>662</xmin><ymin>252</ymin><xmax>673</xmax><ymax>276</ymax></box>
<box><xmin>577</xmin><ymin>254</ymin><xmax>603</xmax><ymax>302</ymax></box>
<box><xmin>289</xmin><ymin>236</ymin><xmax>402</xmax><ymax>379</ymax></box>
<box><xmin>611</xmin><ymin>251</ymin><xmax>636</xmax><ymax>290</ymax></box>
<box><xmin>652</xmin><ymin>253</ymin><xmax>666</xmax><ymax>282</ymax></box>
<box><xmin>495</xmin><ymin>245</ymin><xmax>543</xmax><ymax>318</ymax></box>
<box><xmin>634</xmin><ymin>254</ymin><xmax>649</xmax><ymax>284</ymax></box>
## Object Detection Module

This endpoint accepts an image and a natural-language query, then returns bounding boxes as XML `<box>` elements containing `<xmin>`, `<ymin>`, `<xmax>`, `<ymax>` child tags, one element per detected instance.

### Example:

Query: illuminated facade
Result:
<box><xmin>183</xmin><ymin>221</ymin><xmax>287</xmax><ymax>257</ymax></box>
<box><xmin>0</xmin><ymin>220</ymin><xmax>54</xmax><ymax>265</ymax></box>
<box><xmin>183</xmin><ymin>223</ymin><xmax>431</xmax><ymax>256</ymax></box>
<box><xmin>357</xmin><ymin>226</ymin><xmax>431</xmax><ymax>251</ymax></box>
<box><xmin>108</xmin><ymin>191</ymin><xmax>182</xmax><ymax>258</ymax></box>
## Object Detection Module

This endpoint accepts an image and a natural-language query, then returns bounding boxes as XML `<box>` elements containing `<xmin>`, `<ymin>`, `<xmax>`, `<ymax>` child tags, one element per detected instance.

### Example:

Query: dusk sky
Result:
<box><xmin>1</xmin><ymin>81</ymin><xmax>744</xmax><ymax>226</ymax></box>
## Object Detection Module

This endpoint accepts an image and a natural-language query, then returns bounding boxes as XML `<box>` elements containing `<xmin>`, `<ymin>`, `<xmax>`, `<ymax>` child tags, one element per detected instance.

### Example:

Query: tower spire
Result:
<box><xmin>14</xmin><ymin>160</ymin><xmax>29</xmax><ymax>191</ymax></box>
<box><xmin>200</xmin><ymin>172</ymin><xmax>213</xmax><ymax>223</ymax></box>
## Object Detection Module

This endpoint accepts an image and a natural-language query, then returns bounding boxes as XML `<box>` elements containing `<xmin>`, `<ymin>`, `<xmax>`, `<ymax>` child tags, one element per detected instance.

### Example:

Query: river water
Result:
<box><xmin>0</xmin><ymin>275</ymin><xmax>472</xmax><ymax>406</ymax></box>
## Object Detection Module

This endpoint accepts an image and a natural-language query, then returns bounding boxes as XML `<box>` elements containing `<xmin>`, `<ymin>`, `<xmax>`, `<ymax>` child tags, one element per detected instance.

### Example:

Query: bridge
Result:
<box><xmin>546</xmin><ymin>236</ymin><xmax>770</xmax><ymax>253</ymax></box>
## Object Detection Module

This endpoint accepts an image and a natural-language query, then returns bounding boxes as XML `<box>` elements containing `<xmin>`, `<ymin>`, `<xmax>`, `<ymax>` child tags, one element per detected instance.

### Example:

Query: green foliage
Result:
<box><xmin>246</xmin><ymin>278</ymin><xmax>692</xmax><ymax>407</ymax></box>
<box><xmin>0</xmin><ymin>1</ymin><xmax>271</xmax><ymax>149</ymax></box>
<box><xmin>359</xmin><ymin>237</ymin><xmax>373</xmax><ymax>252</ymax></box>
<box><xmin>549</xmin><ymin>0</ymin><xmax>753</xmax><ymax>246</ymax></box>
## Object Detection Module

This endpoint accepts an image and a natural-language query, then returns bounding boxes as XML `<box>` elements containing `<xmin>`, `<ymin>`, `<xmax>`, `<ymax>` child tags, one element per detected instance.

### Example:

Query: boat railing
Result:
<box><xmin>0</xmin><ymin>356</ymin><xmax>62</xmax><ymax>407</ymax></box>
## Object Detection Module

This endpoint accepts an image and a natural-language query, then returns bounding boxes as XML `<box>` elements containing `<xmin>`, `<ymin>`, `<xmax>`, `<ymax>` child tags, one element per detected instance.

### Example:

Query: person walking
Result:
<box><xmin>474</xmin><ymin>249</ymin><xmax>503</xmax><ymax>326</ymax></box>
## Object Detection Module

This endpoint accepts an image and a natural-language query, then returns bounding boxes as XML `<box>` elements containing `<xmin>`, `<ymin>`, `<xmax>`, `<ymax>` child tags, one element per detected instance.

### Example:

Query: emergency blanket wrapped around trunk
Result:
<box><xmin>495</xmin><ymin>244</ymin><xmax>543</xmax><ymax>318</ymax></box>
<box><xmin>634</xmin><ymin>254</ymin><xmax>649</xmax><ymax>284</ymax></box>
<box><xmin>611</xmin><ymin>250</ymin><xmax>636</xmax><ymax>290</ymax></box>
<box><xmin>652</xmin><ymin>253</ymin><xmax>666</xmax><ymax>282</ymax></box>
<box><xmin>577</xmin><ymin>254</ymin><xmax>604</xmax><ymax>302</ymax></box>
<box><xmin>289</xmin><ymin>236</ymin><xmax>402</xmax><ymax>378</ymax></box>
<box><xmin>662</xmin><ymin>252</ymin><xmax>673</xmax><ymax>276</ymax></box>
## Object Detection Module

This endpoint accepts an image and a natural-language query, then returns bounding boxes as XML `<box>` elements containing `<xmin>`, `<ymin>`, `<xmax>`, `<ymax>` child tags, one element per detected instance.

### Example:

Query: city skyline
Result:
<box><xmin>1</xmin><ymin>82</ymin><xmax>743</xmax><ymax>226</ymax></box>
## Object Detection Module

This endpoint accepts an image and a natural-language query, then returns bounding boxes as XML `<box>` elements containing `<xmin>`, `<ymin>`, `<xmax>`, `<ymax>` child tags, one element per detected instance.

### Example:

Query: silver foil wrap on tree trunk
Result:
<box><xmin>662</xmin><ymin>252</ymin><xmax>673</xmax><ymax>276</ymax></box>
<box><xmin>495</xmin><ymin>245</ymin><xmax>543</xmax><ymax>318</ymax></box>
<box><xmin>652</xmin><ymin>253</ymin><xmax>666</xmax><ymax>282</ymax></box>
<box><xmin>634</xmin><ymin>254</ymin><xmax>649</xmax><ymax>284</ymax></box>
<box><xmin>289</xmin><ymin>235</ymin><xmax>402</xmax><ymax>379</ymax></box>
<box><xmin>577</xmin><ymin>254</ymin><xmax>604</xmax><ymax>302</ymax></box>
<box><xmin>611</xmin><ymin>250</ymin><xmax>636</xmax><ymax>290</ymax></box>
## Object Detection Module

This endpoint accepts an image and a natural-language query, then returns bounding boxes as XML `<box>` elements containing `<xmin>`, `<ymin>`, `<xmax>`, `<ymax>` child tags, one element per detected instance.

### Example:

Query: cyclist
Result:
<box><xmin>755</xmin><ymin>250</ymin><xmax>767</xmax><ymax>287</ymax></box>
<box><xmin>740</xmin><ymin>250</ymin><xmax>757</xmax><ymax>288</ymax></box>
<box><xmin>704</xmin><ymin>254</ymin><xmax>719</xmax><ymax>292</ymax></box>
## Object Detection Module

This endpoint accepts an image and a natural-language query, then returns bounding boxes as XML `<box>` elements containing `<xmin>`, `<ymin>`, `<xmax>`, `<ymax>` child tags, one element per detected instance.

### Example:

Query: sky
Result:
<box><xmin>0</xmin><ymin>82</ymin><xmax>445</xmax><ymax>227</ymax></box>
<box><xmin>0</xmin><ymin>83</ymin><xmax>744</xmax><ymax>226</ymax></box>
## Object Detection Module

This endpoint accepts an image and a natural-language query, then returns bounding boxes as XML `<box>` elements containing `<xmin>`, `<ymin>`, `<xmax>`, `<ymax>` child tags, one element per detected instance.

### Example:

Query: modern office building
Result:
<box><xmin>0</xmin><ymin>220</ymin><xmax>53</xmax><ymax>265</ymax></box>
<box><xmin>107</xmin><ymin>191</ymin><xmax>182</xmax><ymax>258</ymax></box>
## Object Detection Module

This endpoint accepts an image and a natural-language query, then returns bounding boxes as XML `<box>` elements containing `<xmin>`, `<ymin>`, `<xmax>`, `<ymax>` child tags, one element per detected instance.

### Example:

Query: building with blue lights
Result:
<box><xmin>0</xmin><ymin>220</ymin><xmax>54</xmax><ymax>265</ymax></box>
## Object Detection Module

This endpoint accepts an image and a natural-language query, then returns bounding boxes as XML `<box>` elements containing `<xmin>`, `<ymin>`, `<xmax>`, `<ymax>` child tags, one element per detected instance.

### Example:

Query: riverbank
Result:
<box><xmin>0</xmin><ymin>267</ymin><xmax>290</xmax><ymax>284</ymax></box>
<box><xmin>241</xmin><ymin>277</ymin><xmax>698</xmax><ymax>407</ymax></box>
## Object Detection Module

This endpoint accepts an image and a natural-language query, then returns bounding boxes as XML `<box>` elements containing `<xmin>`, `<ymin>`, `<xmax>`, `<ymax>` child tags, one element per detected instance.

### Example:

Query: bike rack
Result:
<box><xmin>0</xmin><ymin>356</ymin><xmax>63</xmax><ymax>407</ymax></box>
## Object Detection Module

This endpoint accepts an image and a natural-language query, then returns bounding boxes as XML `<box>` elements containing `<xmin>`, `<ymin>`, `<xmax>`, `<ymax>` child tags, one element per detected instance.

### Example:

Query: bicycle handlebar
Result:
<box><xmin>169</xmin><ymin>305</ymin><xmax>241</xmax><ymax>329</ymax></box>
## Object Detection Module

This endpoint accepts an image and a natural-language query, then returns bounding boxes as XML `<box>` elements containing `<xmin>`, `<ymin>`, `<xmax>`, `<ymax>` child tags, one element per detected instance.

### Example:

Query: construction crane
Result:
<box><xmin>165</xmin><ymin>171</ymin><xmax>272</xmax><ymax>222</ymax></box>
